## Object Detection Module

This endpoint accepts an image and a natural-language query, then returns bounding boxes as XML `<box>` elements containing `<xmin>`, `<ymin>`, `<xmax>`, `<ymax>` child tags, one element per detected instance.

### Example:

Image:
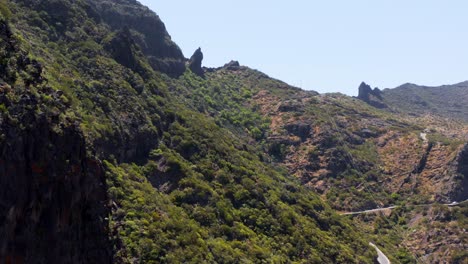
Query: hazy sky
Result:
<box><xmin>139</xmin><ymin>0</ymin><xmax>468</xmax><ymax>95</ymax></box>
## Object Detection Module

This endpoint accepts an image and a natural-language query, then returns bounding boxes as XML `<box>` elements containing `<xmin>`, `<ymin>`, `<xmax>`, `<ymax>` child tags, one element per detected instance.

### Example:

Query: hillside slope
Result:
<box><xmin>0</xmin><ymin>0</ymin><xmax>466</xmax><ymax>263</ymax></box>
<box><xmin>0</xmin><ymin>0</ymin><xmax>377</xmax><ymax>263</ymax></box>
<box><xmin>172</xmin><ymin>62</ymin><xmax>468</xmax><ymax>262</ymax></box>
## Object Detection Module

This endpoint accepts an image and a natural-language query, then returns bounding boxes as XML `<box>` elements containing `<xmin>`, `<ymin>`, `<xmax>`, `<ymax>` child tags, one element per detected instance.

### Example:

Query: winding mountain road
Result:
<box><xmin>369</xmin><ymin>242</ymin><xmax>390</xmax><ymax>264</ymax></box>
<box><xmin>342</xmin><ymin>200</ymin><xmax>468</xmax><ymax>263</ymax></box>
<box><xmin>340</xmin><ymin>206</ymin><xmax>397</xmax><ymax>215</ymax></box>
<box><xmin>340</xmin><ymin>199</ymin><xmax>467</xmax><ymax>215</ymax></box>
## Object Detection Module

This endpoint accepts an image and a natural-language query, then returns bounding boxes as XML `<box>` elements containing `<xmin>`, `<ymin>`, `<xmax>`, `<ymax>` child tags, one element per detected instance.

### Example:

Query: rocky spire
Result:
<box><xmin>188</xmin><ymin>47</ymin><xmax>204</xmax><ymax>76</ymax></box>
<box><xmin>357</xmin><ymin>82</ymin><xmax>387</xmax><ymax>108</ymax></box>
<box><xmin>357</xmin><ymin>82</ymin><xmax>372</xmax><ymax>101</ymax></box>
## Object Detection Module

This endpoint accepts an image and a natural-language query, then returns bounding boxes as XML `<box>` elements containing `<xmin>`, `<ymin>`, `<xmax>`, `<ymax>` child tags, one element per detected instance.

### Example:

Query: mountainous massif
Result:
<box><xmin>0</xmin><ymin>0</ymin><xmax>466</xmax><ymax>263</ymax></box>
<box><xmin>358</xmin><ymin>81</ymin><xmax>468</xmax><ymax>123</ymax></box>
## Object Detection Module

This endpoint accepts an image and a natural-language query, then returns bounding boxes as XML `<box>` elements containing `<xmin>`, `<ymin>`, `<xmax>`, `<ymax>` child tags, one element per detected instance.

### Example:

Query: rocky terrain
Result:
<box><xmin>0</xmin><ymin>0</ymin><xmax>466</xmax><ymax>263</ymax></box>
<box><xmin>178</xmin><ymin>64</ymin><xmax>468</xmax><ymax>262</ymax></box>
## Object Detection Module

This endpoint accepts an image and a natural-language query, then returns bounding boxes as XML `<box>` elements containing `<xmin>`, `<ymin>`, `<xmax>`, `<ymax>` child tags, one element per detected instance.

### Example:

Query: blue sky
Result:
<box><xmin>139</xmin><ymin>0</ymin><xmax>468</xmax><ymax>95</ymax></box>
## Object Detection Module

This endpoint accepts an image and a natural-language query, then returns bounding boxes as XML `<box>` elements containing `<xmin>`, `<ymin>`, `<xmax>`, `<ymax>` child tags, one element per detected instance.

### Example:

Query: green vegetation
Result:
<box><xmin>427</xmin><ymin>132</ymin><xmax>465</xmax><ymax>150</ymax></box>
<box><xmin>0</xmin><ymin>0</ymin><xmax>11</xmax><ymax>19</ymax></box>
<box><xmin>2</xmin><ymin>0</ymin><xmax>465</xmax><ymax>262</ymax></box>
<box><xmin>0</xmin><ymin>0</ymin><xmax>380</xmax><ymax>262</ymax></box>
<box><xmin>174</xmin><ymin>70</ymin><xmax>272</xmax><ymax>141</ymax></box>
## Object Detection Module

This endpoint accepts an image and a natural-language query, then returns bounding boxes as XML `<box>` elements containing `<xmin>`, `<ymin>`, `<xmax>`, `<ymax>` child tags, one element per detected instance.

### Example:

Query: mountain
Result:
<box><xmin>0</xmin><ymin>0</ymin><xmax>466</xmax><ymax>263</ymax></box>
<box><xmin>0</xmin><ymin>0</ymin><xmax>377</xmax><ymax>263</ymax></box>
<box><xmin>194</xmin><ymin>67</ymin><xmax>467</xmax><ymax>262</ymax></box>
<box><xmin>358</xmin><ymin>81</ymin><xmax>468</xmax><ymax>122</ymax></box>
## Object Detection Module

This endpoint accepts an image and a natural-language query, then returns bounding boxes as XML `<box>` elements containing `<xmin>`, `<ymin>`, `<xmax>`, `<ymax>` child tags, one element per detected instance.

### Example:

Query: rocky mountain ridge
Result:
<box><xmin>358</xmin><ymin>80</ymin><xmax>468</xmax><ymax>122</ymax></box>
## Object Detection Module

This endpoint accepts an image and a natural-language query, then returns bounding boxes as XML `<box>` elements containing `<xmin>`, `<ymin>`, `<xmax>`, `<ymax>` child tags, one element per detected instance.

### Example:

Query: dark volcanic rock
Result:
<box><xmin>223</xmin><ymin>60</ymin><xmax>240</xmax><ymax>70</ymax></box>
<box><xmin>357</xmin><ymin>82</ymin><xmax>387</xmax><ymax>109</ymax></box>
<box><xmin>15</xmin><ymin>0</ymin><xmax>187</xmax><ymax>77</ymax></box>
<box><xmin>104</xmin><ymin>27</ymin><xmax>142</xmax><ymax>75</ymax></box>
<box><xmin>188</xmin><ymin>48</ymin><xmax>204</xmax><ymax>77</ymax></box>
<box><xmin>0</xmin><ymin>20</ymin><xmax>112</xmax><ymax>263</ymax></box>
<box><xmin>88</xmin><ymin>0</ymin><xmax>186</xmax><ymax>76</ymax></box>
<box><xmin>358</xmin><ymin>82</ymin><xmax>379</xmax><ymax>99</ymax></box>
<box><xmin>0</xmin><ymin>118</ymin><xmax>112</xmax><ymax>263</ymax></box>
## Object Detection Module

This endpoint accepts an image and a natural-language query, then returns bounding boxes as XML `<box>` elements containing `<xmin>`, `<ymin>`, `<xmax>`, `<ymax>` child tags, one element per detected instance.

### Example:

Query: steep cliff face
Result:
<box><xmin>13</xmin><ymin>0</ymin><xmax>186</xmax><ymax>76</ymax></box>
<box><xmin>86</xmin><ymin>0</ymin><xmax>186</xmax><ymax>76</ymax></box>
<box><xmin>0</xmin><ymin>114</ymin><xmax>112</xmax><ymax>263</ymax></box>
<box><xmin>0</xmin><ymin>18</ymin><xmax>111</xmax><ymax>263</ymax></box>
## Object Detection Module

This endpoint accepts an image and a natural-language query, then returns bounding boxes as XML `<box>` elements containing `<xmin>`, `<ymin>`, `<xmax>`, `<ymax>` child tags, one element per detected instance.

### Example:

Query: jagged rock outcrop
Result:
<box><xmin>13</xmin><ymin>0</ymin><xmax>187</xmax><ymax>77</ymax></box>
<box><xmin>87</xmin><ymin>0</ymin><xmax>186</xmax><ymax>76</ymax></box>
<box><xmin>104</xmin><ymin>27</ymin><xmax>145</xmax><ymax>76</ymax></box>
<box><xmin>188</xmin><ymin>47</ymin><xmax>204</xmax><ymax>76</ymax></box>
<box><xmin>223</xmin><ymin>60</ymin><xmax>240</xmax><ymax>70</ymax></box>
<box><xmin>357</xmin><ymin>82</ymin><xmax>387</xmax><ymax>108</ymax></box>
